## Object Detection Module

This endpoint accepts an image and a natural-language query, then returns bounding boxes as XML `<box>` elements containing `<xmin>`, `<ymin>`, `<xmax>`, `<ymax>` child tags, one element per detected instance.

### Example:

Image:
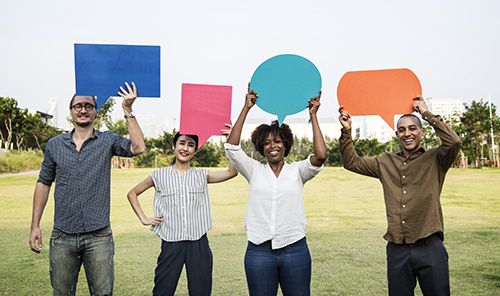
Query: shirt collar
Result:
<box><xmin>64</xmin><ymin>128</ymin><xmax>100</xmax><ymax>143</ymax></box>
<box><xmin>396</xmin><ymin>146</ymin><xmax>426</xmax><ymax>160</ymax></box>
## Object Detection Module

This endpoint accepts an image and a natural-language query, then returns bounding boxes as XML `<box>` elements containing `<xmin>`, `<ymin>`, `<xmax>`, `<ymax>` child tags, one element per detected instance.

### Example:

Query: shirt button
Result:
<box><xmin>402</xmin><ymin>220</ymin><xmax>406</xmax><ymax>224</ymax></box>
<box><xmin>402</xmin><ymin>175</ymin><xmax>406</xmax><ymax>178</ymax></box>
<box><xmin>403</xmin><ymin>190</ymin><xmax>407</xmax><ymax>194</ymax></box>
<box><xmin>402</xmin><ymin>204</ymin><xmax>406</xmax><ymax>208</ymax></box>
<box><xmin>403</xmin><ymin>162</ymin><xmax>407</xmax><ymax>165</ymax></box>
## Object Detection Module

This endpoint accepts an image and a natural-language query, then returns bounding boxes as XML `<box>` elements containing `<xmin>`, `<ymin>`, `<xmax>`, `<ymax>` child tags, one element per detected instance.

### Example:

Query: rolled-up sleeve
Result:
<box><xmin>224</xmin><ymin>143</ymin><xmax>258</xmax><ymax>181</ymax></box>
<box><xmin>110</xmin><ymin>132</ymin><xmax>134</xmax><ymax>157</ymax></box>
<box><xmin>37</xmin><ymin>140</ymin><xmax>55</xmax><ymax>186</ymax></box>
<box><xmin>298</xmin><ymin>154</ymin><xmax>324</xmax><ymax>183</ymax></box>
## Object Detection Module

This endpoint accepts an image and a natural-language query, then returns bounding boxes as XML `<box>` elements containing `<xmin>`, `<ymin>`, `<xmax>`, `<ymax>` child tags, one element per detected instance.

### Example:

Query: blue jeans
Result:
<box><xmin>49</xmin><ymin>226</ymin><xmax>114</xmax><ymax>296</ymax></box>
<box><xmin>244</xmin><ymin>237</ymin><xmax>311</xmax><ymax>296</ymax></box>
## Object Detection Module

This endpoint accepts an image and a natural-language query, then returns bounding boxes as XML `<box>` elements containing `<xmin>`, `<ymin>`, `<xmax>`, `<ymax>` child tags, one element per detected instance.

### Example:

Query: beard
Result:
<box><xmin>73</xmin><ymin>116</ymin><xmax>95</xmax><ymax>128</ymax></box>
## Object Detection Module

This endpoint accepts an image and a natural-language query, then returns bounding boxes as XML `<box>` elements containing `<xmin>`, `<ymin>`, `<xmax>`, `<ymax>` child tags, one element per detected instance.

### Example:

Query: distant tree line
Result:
<box><xmin>1</xmin><ymin>96</ymin><xmax>499</xmax><ymax>167</ymax></box>
<box><xmin>0</xmin><ymin>97</ymin><xmax>60</xmax><ymax>150</ymax></box>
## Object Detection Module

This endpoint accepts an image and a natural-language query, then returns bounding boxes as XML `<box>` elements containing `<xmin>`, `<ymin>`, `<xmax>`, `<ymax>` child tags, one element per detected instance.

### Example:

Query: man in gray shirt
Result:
<box><xmin>29</xmin><ymin>82</ymin><xmax>146</xmax><ymax>295</ymax></box>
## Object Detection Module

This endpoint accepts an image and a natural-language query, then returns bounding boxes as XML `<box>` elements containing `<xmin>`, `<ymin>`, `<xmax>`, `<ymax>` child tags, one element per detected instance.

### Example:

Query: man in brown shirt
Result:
<box><xmin>339</xmin><ymin>97</ymin><xmax>461</xmax><ymax>296</ymax></box>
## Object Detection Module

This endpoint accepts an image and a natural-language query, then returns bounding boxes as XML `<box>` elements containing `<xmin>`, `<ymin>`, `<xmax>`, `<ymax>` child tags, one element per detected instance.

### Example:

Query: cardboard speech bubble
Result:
<box><xmin>75</xmin><ymin>43</ymin><xmax>161</xmax><ymax>109</ymax></box>
<box><xmin>179</xmin><ymin>83</ymin><xmax>232</xmax><ymax>148</ymax></box>
<box><xmin>337</xmin><ymin>68</ymin><xmax>421</xmax><ymax>129</ymax></box>
<box><xmin>250</xmin><ymin>54</ymin><xmax>322</xmax><ymax>125</ymax></box>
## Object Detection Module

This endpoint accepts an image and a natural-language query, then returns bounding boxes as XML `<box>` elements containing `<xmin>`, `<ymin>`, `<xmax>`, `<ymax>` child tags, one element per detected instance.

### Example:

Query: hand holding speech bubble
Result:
<box><xmin>180</xmin><ymin>83</ymin><xmax>232</xmax><ymax>148</ymax></box>
<box><xmin>250</xmin><ymin>54</ymin><xmax>322</xmax><ymax>125</ymax></box>
<box><xmin>75</xmin><ymin>44</ymin><xmax>161</xmax><ymax>109</ymax></box>
<box><xmin>337</xmin><ymin>68</ymin><xmax>421</xmax><ymax>129</ymax></box>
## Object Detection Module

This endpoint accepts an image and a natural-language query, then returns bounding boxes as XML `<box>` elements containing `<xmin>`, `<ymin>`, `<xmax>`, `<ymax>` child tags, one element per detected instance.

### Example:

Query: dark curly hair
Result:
<box><xmin>251</xmin><ymin>120</ymin><xmax>293</xmax><ymax>157</ymax></box>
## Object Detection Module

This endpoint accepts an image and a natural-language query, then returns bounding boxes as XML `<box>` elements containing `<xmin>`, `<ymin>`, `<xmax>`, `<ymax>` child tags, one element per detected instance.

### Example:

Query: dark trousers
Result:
<box><xmin>386</xmin><ymin>233</ymin><xmax>450</xmax><ymax>296</ymax></box>
<box><xmin>153</xmin><ymin>234</ymin><xmax>212</xmax><ymax>296</ymax></box>
<box><xmin>244</xmin><ymin>237</ymin><xmax>311</xmax><ymax>296</ymax></box>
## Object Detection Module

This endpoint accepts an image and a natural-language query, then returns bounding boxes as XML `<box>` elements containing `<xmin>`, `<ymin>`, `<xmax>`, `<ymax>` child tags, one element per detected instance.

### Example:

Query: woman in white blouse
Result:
<box><xmin>225</xmin><ymin>85</ymin><xmax>327</xmax><ymax>296</ymax></box>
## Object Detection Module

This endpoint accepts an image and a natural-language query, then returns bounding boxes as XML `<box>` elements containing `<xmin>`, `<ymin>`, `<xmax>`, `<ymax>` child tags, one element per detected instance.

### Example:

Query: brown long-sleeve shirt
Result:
<box><xmin>340</xmin><ymin>111</ymin><xmax>461</xmax><ymax>244</ymax></box>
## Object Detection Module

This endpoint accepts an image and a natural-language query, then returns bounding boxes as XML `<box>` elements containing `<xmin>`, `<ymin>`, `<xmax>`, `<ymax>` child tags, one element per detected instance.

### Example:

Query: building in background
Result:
<box><xmin>136</xmin><ymin>115</ymin><xmax>157</xmax><ymax>138</ymax></box>
<box><xmin>144</xmin><ymin>97</ymin><xmax>467</xmax><ymax>144</ymax></box>
<box><xmin>427</xmin><ymin>97</ymin><xmax>465</xmax><ymax>123</ymax></box>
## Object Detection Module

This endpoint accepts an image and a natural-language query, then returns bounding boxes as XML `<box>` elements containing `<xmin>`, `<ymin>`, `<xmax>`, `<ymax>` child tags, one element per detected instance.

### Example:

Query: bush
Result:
<box><xmin>0</xmin><ymin>150</ymin><xmax>43</xmax><ymax>173</ymax></box>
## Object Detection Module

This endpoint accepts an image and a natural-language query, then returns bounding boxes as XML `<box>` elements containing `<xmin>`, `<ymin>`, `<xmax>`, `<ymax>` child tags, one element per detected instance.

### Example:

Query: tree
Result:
<box><xmin>0</xmin><ymin>97</ymin><xmax>18</xmax><ymax>149</ymax></box>
<box><xmin>354</xmin><ymin>137</ymin><xmax>385</xmax><ymax>157</ymax></box>
<box><xmin>95</xmin><ymin>98</ymin><xmax>116</xmax><ymax>130</ymax></box>
<box><xmin>107</xmin><ymin>119</ymin><xmax>128</xmax><ymax>136</ymax></box>
<box><xmin>421</xmin><ymin>122</ymin><xmax>441</xmax><ymax>150</ymax></box>
<box><xmin>0</xmin><ymin>97</ymin><xmax>62</xmax><ymax>151</ymax></box>
<box><xmin>456</xmin><ymin>100</ymin><xmax>500</xmax><ymax>166</ymax></box>
<box><xmin>150</xmin><ymin>130</ymin><xmax>176</xmax><ymax>154</ymax></box>
<box><xmin>325</xmin><ymin>137</ymin><xmax>341</xmax><ymax>166</ymax></box>
<box><xmin>193</xmin><ymin>141</ymin><xmax>224</xmax><ymax>167</ymax></box>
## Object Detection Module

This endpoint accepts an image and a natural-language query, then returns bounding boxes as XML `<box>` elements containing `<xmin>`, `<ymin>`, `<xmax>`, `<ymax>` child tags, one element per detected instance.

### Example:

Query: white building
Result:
<box><xmin>136</xmin><ymin>115</ymin><xmax>157</xmax><ymax>138</ymax></box>
<box><xmin>427</xmin><ymin>97</ymin><xmax>464</xmax><ymax>123</ymax></box>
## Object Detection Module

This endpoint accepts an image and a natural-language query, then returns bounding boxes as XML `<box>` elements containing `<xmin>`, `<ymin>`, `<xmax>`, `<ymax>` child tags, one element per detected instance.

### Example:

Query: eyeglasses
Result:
<box><xmin>71</xmin><ymin>103</ymin><xmax>95</xmax><ymax>112</ymax></box>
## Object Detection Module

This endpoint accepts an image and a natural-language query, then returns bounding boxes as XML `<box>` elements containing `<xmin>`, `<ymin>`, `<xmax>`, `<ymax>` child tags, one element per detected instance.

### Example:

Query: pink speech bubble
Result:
<box><xmin>337</xmin><ymin>68</ymin><xmax>422</xmax><ymax>129</ymax></box>
<box><xmin>180</xmin><ymin>83</ymin><xmax>232</xmax><ymax>148</ymax></box>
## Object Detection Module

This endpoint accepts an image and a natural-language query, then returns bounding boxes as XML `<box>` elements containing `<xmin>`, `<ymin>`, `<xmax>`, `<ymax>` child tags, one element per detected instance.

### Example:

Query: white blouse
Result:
<box><xmin>225</xmin><ymin>143</ymin><xmax>323</xmax><ymax>249</ymax></box>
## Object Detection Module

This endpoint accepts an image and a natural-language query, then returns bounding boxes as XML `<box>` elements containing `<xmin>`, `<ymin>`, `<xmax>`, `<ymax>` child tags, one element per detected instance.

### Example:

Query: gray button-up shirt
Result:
<box><xmin>38</xmin><ymin>130</ymin><xmax>133</xmax><ymax>234</ymax></box>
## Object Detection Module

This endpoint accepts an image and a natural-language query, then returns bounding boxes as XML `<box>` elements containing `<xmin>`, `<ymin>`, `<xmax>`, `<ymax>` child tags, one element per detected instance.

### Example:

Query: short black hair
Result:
<box><xmin>173</xmin><ymin>132</ymin><xmax>199</xmax><ymax>151</ymax></box>
<box><xmin>397</xmin><ymin>114</ymin><xmax>423</xmax><ymax>129</ymax></box>
<box><xmin>69</xmin><ymin>94</ymin><xmax>97</xmax><ymax>109</ymax></box>
<box><xmin>251</xmin><ymin>120</ymin><xmax>293</xmax><ymax>157</ymax></box>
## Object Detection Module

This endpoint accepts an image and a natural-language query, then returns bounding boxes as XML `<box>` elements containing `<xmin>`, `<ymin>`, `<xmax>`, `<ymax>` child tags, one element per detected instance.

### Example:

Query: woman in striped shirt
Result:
<box><xmin>127</xmin><ymin>132</ymin><xmax>237</xmax><ymax>296</ymax></box>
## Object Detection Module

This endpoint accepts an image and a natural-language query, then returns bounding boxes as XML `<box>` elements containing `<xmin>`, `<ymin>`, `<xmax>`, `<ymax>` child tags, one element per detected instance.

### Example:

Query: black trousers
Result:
<box><xmin>386</xmin><ymin>233</ymin><xmax>450</xmax><ymax>296</ymax></box>
<box><xmin>153</xmin><ymin>234</ymin><xmax>213</xmax><ymax>296</ymax></box>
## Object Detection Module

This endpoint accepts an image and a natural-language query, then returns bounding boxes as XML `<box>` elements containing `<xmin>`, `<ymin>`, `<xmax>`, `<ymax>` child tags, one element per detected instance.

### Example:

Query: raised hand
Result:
<box><xmin>118</xmin><ymin>82</ymin><xmax>138</xmax><ymax>111</ymax></box>
<box><xmin>221</xmin><ymin>123</ymin><xmax>232</xmax><ymax>137</ymax></box>
<box><xmin>245</xmin><ymin>82</ymin><xmax>258</xmax><ymax>109</ymax></box>
<box><xmin>338</xmin><ymin>106</ymin><xmax>352</xmax><ymax>129</ymax></box>
<box><xmin>412</xmin><ymin>96</ymin><xmax>428</xmax><ymax>114</ymax></box>
<box><xmin>308</xmin><ymin>91</ymin><xmax>322</xmax><ymax>116</ymax></box>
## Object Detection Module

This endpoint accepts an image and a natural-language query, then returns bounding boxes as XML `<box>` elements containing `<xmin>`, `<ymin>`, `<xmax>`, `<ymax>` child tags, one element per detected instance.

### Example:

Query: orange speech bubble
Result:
<box><xmin>337</xmin><ymin>68</ymin><xmax>422</xmax><ymax>129</ymax></box>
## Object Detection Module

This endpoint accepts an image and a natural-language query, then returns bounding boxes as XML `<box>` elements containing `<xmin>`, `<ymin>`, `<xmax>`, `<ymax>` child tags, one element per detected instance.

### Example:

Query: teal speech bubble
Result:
<box><xmin>250</xmin><ymin>54</ymin><xmax>322</xmax><ymax>125</ymax></box>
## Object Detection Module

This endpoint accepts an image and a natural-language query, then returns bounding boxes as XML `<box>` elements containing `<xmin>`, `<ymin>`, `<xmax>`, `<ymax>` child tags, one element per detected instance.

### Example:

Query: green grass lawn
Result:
<box><xmin>0</xmin><ymin>167</ymin><xmax>499</xmax><ymax>295</ymax></box>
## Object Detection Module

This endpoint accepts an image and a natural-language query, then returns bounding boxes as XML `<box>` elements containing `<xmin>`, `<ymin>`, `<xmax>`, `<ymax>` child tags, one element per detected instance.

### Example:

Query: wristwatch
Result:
<box><xmin>124</xmin><ymin>111</ymin><xmax>136</xmax><ymax>119</ymax></box>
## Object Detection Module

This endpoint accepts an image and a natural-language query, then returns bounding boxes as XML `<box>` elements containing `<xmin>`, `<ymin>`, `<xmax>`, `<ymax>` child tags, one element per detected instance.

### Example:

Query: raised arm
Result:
<box><xmin>209</xmin><ymin>125</ymin><xmax>239</xmax><ymax>183</ymax></box>
<box><xmin>413</xmin><ymin>96</ymin><xmax>461</xmax><ymax>168</ymax></box>
<box><xmin>208</xmin><ymin>163</ymin><xmax>238</xmax><ymax>183</ymax></box>
<box><xmin>127</xmin><ymin>176</ymin><xmax>162</xmax><ymax>226</ymax></box>
<box><xmin>29</xmin><ymin>182</ymin><xmax>51</xmax><ymax>253</ymax></box>
<box><xmin>119</xmin><ymin>82</ymin><xmax>146</xmax><ymax>155</ymax></box>
<box><xmin>308</xmin><ymin>91</ymin><xmax>327</xmax><ymax>166</ymax></box>
<box><xmin>338</xmin><ymin>107</ymin><xmax>379</xmax><ymax>177</ymax></box>
<box><xmin>226</xmin><ymin>83</ymin><xmax>257</xmax><ymax>145</ymax></box>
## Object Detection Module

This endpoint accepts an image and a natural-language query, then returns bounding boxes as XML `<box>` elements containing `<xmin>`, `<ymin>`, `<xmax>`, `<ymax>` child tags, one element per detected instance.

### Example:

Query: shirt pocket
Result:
<box><xmin>158</xmin><ymin>187</ymin><xmax>178</xmax><ymax>208</ymax></box>
<box><xmin>187</xmin><ymin>186</ymin><xmax>205</xmax><ymax>207</ymax></box>
<box><xmin>407</xmin><ymin>164</ymin><xmax>426</xmax><ymax>185</ymax></box>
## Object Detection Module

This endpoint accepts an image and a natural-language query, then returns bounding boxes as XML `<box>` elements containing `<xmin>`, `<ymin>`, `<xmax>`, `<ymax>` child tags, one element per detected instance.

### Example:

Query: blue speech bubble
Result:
<box><xmin>250</xmin><ymin>54</ymin><xmax>321</xmax><ymax>125</ymax></box>
<box><xmin>75</xmin><ymin>43</ymin><xmax>161</xmax><ymax>109</ymax></box>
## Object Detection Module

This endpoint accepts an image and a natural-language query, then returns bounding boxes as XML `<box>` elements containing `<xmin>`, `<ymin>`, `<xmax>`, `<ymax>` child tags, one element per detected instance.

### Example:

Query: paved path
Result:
<box><xmin>0</xmin><ymin>170</ymin><xmax>38</xmax><ymax>178</ymax></box>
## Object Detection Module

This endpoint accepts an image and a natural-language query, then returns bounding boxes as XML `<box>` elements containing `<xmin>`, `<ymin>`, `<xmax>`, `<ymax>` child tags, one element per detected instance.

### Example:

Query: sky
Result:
<box><xmin>1</xmin><ymin>0</ymin><xmax>499</xmax><ymax>134</ymax></box>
